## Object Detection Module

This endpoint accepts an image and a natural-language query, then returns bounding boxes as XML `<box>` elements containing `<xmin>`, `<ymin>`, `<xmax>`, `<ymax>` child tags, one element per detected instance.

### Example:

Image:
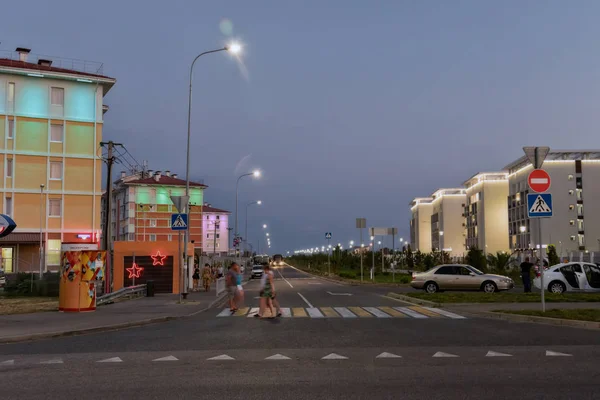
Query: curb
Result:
<box><xmin>0</xmin><ymin>292</ymin><xmax>228</xmax><ymax>344</ymax></box>
<box><xmin>451</xmin><ymin>309</ymin><xmax>600</xmax><ymax>330</ymax></box>
<box><xmin>386</xmin><ymin>293</ymin><xmax>441</xmax><ymax>307</ymax></box>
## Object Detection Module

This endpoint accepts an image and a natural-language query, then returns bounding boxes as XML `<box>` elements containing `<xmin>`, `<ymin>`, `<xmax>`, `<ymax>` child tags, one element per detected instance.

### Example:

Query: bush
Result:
<box><xmin>398</xmin><ymin>275</ymin><xmax>411</xmax><ymax>284</ymax></box>
<box><xmin>339</xmin><ymin>271</ymin><xmax>357</xmax><ymax>279</ymax></box>
<box><xmin>3</xmin><ymin>272</ymin><xmax>59</xmax><ymax>297</ymax></box>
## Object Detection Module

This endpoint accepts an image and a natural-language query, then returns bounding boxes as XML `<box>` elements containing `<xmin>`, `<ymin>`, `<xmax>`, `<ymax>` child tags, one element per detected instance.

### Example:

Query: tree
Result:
<box><xmin>423</xmin><ymin>253</ymin><xmax>435</xmax><ymax>270</ymax></box>
<box><xmin>547</xmin><ymin>245</ymin><xmax>560</xmax><ymax>267</ymax></box>
<box><xmin>405</xmin><ymin>246</ymin><xmax>415</xmax><ymax>269</ymax></box>
<box><xmin>414</xmin><ymin>251</ymin><xmax>425</xmax><ymax>270</ymax></box>
<box><xmin>466</xmin><ymin>247</ymin><xmax>487</xmax><ymax>272</ymax></box>
<box><xmin>486</xmin><ymin>251</ymin><xmax>512</xmax><ymax>273</ymax></box>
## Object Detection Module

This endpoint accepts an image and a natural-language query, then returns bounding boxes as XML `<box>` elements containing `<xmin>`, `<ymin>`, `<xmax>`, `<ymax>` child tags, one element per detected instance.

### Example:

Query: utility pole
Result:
<box><xmin>100</xmin><ymin>140</ymin><xmax>121</xmax><ymax>293</ymax></box>
<box><xmin>227</xmin><ymin>227</ymin><xmax>233</xmax><ymax>255</ymax></box>
<box><xmin>213</xmin><ymin>219</ymin><xmax>217</xmax><ymax>255</ymax></box>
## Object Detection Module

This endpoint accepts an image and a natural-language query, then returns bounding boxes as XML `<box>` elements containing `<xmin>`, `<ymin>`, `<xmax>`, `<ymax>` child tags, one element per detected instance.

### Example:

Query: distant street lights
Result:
<box><xmin>235</xmin><ymin>170</ymin><xmax>261</xmax><ymax>254</ymax></box>
<box><xmin>244</xmin><ymin>200</ymin><xmax>262</xmax><ymax>256</ymax></box>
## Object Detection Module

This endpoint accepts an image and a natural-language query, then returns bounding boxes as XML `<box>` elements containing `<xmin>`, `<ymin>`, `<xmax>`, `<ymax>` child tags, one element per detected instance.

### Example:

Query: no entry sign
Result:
<box><xmin>528</xmin><ymin>169</ymin><xmax>551</xmax><ymax>193</ymax></box>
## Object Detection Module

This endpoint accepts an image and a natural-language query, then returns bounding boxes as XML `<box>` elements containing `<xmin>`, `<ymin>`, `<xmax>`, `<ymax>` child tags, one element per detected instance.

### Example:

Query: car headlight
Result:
<box><xmin>500</xmin><ymin>279</ymin><xmax>513</xmax><ymax>284</ymax></box>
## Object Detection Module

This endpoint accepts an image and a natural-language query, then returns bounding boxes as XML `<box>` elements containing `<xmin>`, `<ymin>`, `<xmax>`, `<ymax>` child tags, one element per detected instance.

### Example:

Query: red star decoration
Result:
<box><xmin>126</xmin><ymin>263</ymin><xmax>143</xmax><ymax>279</ymax></box>
<box><xmin>151</xmin><ymin>251</ymin><xmax>167</xmax><ymax>266</ymax></box>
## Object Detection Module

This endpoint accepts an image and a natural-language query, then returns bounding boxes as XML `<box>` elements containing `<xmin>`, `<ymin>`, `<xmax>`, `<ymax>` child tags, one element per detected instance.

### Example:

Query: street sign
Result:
<box><xmin>325</xmin><ymin>232</ymin><xmax>332</xmax><ymax>239</ymax></box>
<box><xmin>0</xmin><ymin>214</ymin><xmax>16</xmax><ymax>238</ymax></box>
<box><xmin>170</xmin><ymin>195</ymin><xmax>189</xmax><ymax>213</ymax></box>
<box><xmin>356</xmin><ymin>218</ymin><xmax>366</xmax><ymax>229</ymax></box>
<box><xmin>527</xmin><ymin>193</ymin><xmax>553</xmax><ymax>218</ymax></box>
<box><xmin>523</xmin><ymin>146</ymin><xmax>550</xmax><ymax>169</ymax></box>
<box><xmin>171</xmin><ymin>213</ymin><xmax>188</xmax><ymax>230</ymax></box>
<box><xmin>528</xmin><ymin>169</ymin><xmax>551</xmax><ymax>193</ymax></box>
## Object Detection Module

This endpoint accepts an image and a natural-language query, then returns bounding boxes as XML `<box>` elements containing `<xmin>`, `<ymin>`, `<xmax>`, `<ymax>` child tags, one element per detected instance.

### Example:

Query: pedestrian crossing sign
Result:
<box><xmin>527</xmin><ymin>193</ymin><xmax>552</xmax><ymax>218</ymax></box>
<box><xmin>171</xmin><ymin>213</ymin><xmax>188</xmax><ymax>230</ymax></box>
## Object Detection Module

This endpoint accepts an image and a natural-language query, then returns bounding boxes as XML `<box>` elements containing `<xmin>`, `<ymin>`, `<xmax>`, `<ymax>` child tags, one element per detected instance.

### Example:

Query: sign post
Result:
<box><xmin>171</xmin><ymin>213</ymin><xmax>188</xmax><ymax>303</ymax></box>
<box><xmin>356</xmin><ymin>218</ymin><xmax>366</xmax><ymax>282</ymax></box>
<box><xmin>325</xmin><ymin>232</ymin><xmax>332</xmax><ymax>275</ymax></box>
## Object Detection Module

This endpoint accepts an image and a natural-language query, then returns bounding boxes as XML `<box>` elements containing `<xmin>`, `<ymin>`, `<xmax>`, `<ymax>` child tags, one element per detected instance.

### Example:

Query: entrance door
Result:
<box><xmin>1</xmin><ymin>247</ymin><xmax>14</xmax><ymax>273</ymax></box>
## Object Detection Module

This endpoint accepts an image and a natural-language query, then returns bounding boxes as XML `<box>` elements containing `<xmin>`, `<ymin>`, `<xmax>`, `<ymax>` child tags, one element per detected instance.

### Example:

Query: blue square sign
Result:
<box><xmin>527</xmin><ymin>193</ymin><xmax>552</xmax><ymax>218</ymax></box>
<box><xmin>171</xmin><ymin>213</ymin><xmax>188</xmax><ymax>230</ymax></box>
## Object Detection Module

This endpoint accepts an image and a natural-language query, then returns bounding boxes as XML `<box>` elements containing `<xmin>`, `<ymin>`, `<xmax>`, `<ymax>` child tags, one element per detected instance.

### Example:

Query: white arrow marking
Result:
<box><xmin>40</xmin><ymin>359</ymin><xmax>64</xmax><ymax>364</ymax></box>
<box><xmin>207</xmin><ymin>354</ymin><xmax>235</xmax><ymax>361</ymax></box>
<box><xmin>326</xmin><ymin>291</ymin><xmax>353</xmax><ymax>296</ymax></box>
<box><xmin>97</xmin><ymin>357</ymin><xmax>123</xmax><ymax>363</ymax></box>
<box><xmin>322</xmin><ymin>353</ymin><xmax>348</xmax><ymax>360</ymax></box>
<box><xmin>486</xmin><ymin>351</ymin><xmax>512</xmax><ymax>357</ymax></box>
<box><xmin>265</xmin><ymin>354</ymin><xmax>291</xmax><ymax>360</ymax></box>
<box><xmin>432</xmin><ymin>352</ymin><xmax>459</xmax><ymax>358</ymax></box>
<box><xmin>0</xmin><ymin>360</ymin><xmax>15</xmax><ymax>366</ymax></box>
<box><xmin>546</xmin><ymin>350</ymin><xmax>572</xmax><ymax>357</ymax></box>
<box><xmin>153</xmin><ymin>355</ymin><xmax>178</xmax><ymax>362</ymax></box>
<box><xmin>376</xmin><ymin>352</ymin><xmax>402</xmax><ymax>359</ymax></box>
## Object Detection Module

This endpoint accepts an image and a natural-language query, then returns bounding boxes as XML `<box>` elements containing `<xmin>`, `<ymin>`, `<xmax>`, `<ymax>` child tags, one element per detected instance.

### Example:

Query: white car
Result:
<box><xmin>250</xmin><ymin>265</ymin><xmax>264</xmax><ymax>279</ymax></box>
<box><xmin>533</xmin><ymin>262</ymin><xmax>600</xmax><ymax>293</ymax></box>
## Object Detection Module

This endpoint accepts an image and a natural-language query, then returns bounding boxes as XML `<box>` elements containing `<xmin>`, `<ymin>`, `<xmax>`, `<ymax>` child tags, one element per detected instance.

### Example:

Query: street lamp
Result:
<box><xmin>439</xmin><ymin>231</ymin><xmax>444</xmax><ymax>252</ymax></box>
<box><xmin>235</xmin><ymin>169</ymin><xmax>261</xmax><ymax>254</ymax></box>
<box><xmin>39</xmin><ymin>184</ymin><xmax>45</xmax><ymax>277</ymax></box>
<box><xmin>184</xmin><ymin>42</ymin><xmax>242</xmax><ymax>296</ymax></box>
<box><xmin>266</xmin><ymin>233</ymin><xmax>270</xmax><ymax>237</ymax></box>
<box><xmin>263</xmin><ymin>224</ymin><xmax>267</xmax><ymax>229</ymax></box>
<box><xmin>244</xmin><ymin>200</ymin><xmax>262</xmax><ymax>257</ymax></box>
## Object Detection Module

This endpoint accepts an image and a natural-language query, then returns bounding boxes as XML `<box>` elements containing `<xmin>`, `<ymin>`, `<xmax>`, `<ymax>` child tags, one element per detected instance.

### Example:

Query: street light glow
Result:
<box><xmin>257</xmin><ymin>200</ymin><xmax>262</xmax><ymax>205</ymax></box>
<box><xmin>263</xmin><ymin>224</ymin><xmax>267</xmax><ymax>229</ymax></box>
<box><xmin>266</xmin><ymin>233</ymin><xmax>270</xmax><ymax>237</ymax></box>
<box><xmin>227</xmin><ymin>42</ymin><xmax>242</xmax><ymax>54</ymax></box>
<box><xmin>253</xmin><ymin>170</ymin><xmax>261</xmax><ymax>178</ymax></box>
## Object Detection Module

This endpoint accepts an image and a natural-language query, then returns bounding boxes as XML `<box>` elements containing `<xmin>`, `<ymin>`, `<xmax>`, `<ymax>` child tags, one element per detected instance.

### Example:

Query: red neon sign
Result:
<box><xmin>126</xmin><ymin>263</ymin><xmax>143</xmax><ymax>279</ymax></box>
<box><xmin>151</xmin><ymin>251</ymin><xmax>167</xmax><ymax>266</ymax></box>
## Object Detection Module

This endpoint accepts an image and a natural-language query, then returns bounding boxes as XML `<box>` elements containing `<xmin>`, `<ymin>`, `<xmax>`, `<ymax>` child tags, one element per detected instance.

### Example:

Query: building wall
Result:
<box><xmin>482</xmin><ymin>181</ymin><xmax>510</xmax><ymax>254</ymax></box>
<box><xmin>411</xmin><ymin>203</ymin><xmax>432</xmax><ymax>252</ymax></box>
<box><xmin>202</xmin><ymin>213</ymin><xmax>230</xmax><ymax>254</ymax></box>
<box><xmin>434</xmin><ymin>195</ymin><xmax>466</xmax><ymax>257</ymax></box>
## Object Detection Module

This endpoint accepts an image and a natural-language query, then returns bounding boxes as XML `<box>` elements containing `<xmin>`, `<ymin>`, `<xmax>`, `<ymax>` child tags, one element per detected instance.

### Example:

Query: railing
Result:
<box><xmin>0</xmin><ymin>50</ymin><xmax>104</xmax><ymax>75</ymax></box>
<box><xmin>97</xmin><ymin>284</ymin><xmax>146</xmax><ymax>305</ymax></box>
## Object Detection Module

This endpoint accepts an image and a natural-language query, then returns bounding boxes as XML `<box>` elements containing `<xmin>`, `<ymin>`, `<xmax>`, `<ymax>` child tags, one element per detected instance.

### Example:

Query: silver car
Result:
<box><xmin>411</xmin><ymin>264</ymin><xmax>514</xmax><ymax>293</ymax></box>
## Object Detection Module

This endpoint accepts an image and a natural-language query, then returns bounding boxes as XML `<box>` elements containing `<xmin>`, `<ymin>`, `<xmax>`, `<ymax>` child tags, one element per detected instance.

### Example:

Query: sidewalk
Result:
<box><xmin>447</xmin><ymin>302</ymin><xmax>600</xmax><ymax>313</ymax></box>
<box><xmin>0</xmin><ymin>288</ymin><xmax>225</xmax><ymax>344</ymax></box>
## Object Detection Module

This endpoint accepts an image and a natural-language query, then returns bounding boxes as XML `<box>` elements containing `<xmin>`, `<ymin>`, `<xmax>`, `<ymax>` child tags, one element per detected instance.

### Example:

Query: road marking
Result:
<box><xmin>307</xmin><ymin>307</ymin><xmax>324</xmax><ymax>318</ymax></box>
<box><xmin>349</xmin><ymin>307</ymin><xmax>373</xmax><ymax>317</ymax></box>
<box><xmin>153</xmin><ymin>355</ymin><xmax>179</xmax><ymax>362</ymax></box>
<box><xmin>326</xmin><ymin>291</ymin><xmax>353</xmax><ymax>296</ymax></box>
<box><xmin>265</xmin><ymin>354</ymin><xmax>291</xmax><ymax>360</ymax></box>
<box><xmin>297</xmin><ymin>292</ymin><xmax>314</xmax><ymax>308</ymax></box>
<box><xmin>292</xmin><ymin>307</ymin><xmax>308</xmax><ymax>317</ymax></box>
<box><xmin>247</xmin><ymin>307</ymin><xmax>260</xmax><ymax>317</ymax></box>
<box><xmin>277</xmin><ymin>268</ymin><xmax>293</xmax><ymax>288</ymax></box>
<box><xmin>546</xmin><ymin>350</ymin><xmax>572</xmax><ymax>357</ymax></box>
<box><xmin>377</xmin><ymin>307</ymin><xmax>408</xmax><ymax>318</ymax></box>
<box><xmin>207</xmin><ymin>354</ymin><xmax>235</xmax><ymax>360</ymax></box>
<box><xmin>334</xmin><ymin>307</ymin><xmax>357</xmax><ymax>318</ymax></box>
<box><xmin>376</xmin><ymin>352</ymin><xmax>402</xmax><ymax>359</ymax></box>
<box><xmin>307</xmin><ymin>282</ymin><xmax>322</xmax><ymax>285</ymax></box>
<box><xmin>486</xmin><ymin>351</ymin><xmax>512</xmax><ymax>357</ymax></box>
<box><xmin>217</xmin><ymin>308</ymin><xmax>233</xmax><ymax>317</ymax></box>
<box><xmin>0</xmin><ymin>360</ymin><xmax>15</xmax><ymax>366</ymax></box>
<box><xmin>432</xmin><ymin>352</ymin><xmax>459</xmax><ymax>358</ymax></box>
<box><xmin>97</xmin><ymin>357</ymin><xmax>123</xmax><ymax>363</ymax></box>
<box><xmin>320</xmin><ymin>307</ymin><xmax>340</xmax><ymax>317</ymax></box>
<box><xmin>393</xmin><ymin>307</ymin><xmax>428</xmax><ymax>319</ymax></box>
<box><xmin>322</xmin><ymin>353</ymin><xmax>348</xmax><ymax>360</ymax></box>
<box><xmin>234</xmin><ymin>307</ymin><xmax>249</xmax><ymax>316</ymax></box>
<box><xmin>39</xmin><ymin>359</ymin><xmax>64</xmax><ymax>364</ymax></box>
<box><xmin>280</xmin><ymin>308</ymin><xmax>292</xmax><ymax>317</ymax></box>
<box><xmin>363</xmin><ymin>307</ymin><xmax>391</xmax><ymax>318</ymax></box>
<box><xmin>408</xmin><ymin>306</ymin><xmax>441</xmax><ymax>317</ymax></box>
<box><xmin>423</xmin><ymin>307</ymin><xmax>466</xmax><ymax>319</ymax></box>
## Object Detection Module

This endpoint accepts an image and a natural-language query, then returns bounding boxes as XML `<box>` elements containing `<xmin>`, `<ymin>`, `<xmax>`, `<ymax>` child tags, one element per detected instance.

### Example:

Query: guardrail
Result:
<box><xmin>97</xmin><ymin>284</ymin><xmax>147</xmax><ymax>305</ymax></box>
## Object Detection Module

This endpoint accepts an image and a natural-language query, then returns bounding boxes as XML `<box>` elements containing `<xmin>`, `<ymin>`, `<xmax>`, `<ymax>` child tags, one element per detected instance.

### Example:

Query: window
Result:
<box><xmin>7</xmin><ymin>119</ymin><xmax>14</xmax><ymax>139</ymax></box>
<box><xmin>568</xmin><ymin>190</ymin><xmax>574</xmax><ymax>196</ymax></box>
<box><xmin>568</xmin><ymin>174</ymin><xmax>574</xmax><ymax>181</ymax></box>
<box><xmin>5</xmin><ymin>197</ymin><xmax>12</xmax><ymax>216</ymax></box>
<box><xmin>50</xmin><ymin>124</ymin><xmax>63</xmax><ymax>142</ymax></box>
<box><xmin>6</xmin><ymin>159</ymin><xmax>12</xmax><ymax>178</ymax></box>
<box><xmin>456</xmin><ymin>267</ymin><xmax>472</xmax><ymax>276</ymax></box>
<box><xmin>49</xmin><ymin>199</ymin><xmax>62</xmax><ymax>216</ymax></box>
<box><xmin>215</xmin><ymin>224</ymin><xmax>220</xmax><ymax>229</ymax></box>
<box><xmin>216</xmin><ymin>216</ymin><xmax>220</xmax><ymax>220</ymax></box>
<box><xmin>149</xmin><ymin>219</ymin><xmax>157</xmax><ymax>227</ymax></box>
<box><xmin>51</xmin><ymin>87</ymin><xmax>64</xmax><ymax>106</ymax></box>
<box><xmin>46</xmin><ymin>239</ymin><xmax>61</xmax><ymax>266</ymax></box>
<box><xmin>435</xmin><ymin>266</ymin><xmax>455</xmax><ymax>275</ymax></box>
<box><xmin>583</xmin><ymin>264</ymin><xmax>600</xmax><ymax>289</ymax></box>
<box><xmin>578</xmin><ymin>234</ymin><xmax>585</xmax><ymax>247</ymax></box>
<box><xmin>216</xmin><ymin>233</ymin><xmax>220</xmax><ymax>239</ymax></box>
<box><xmin>577</xmin><ymin>204</ymin><xmax>584</xmax><ymax>217</ymax></box>
<box><xmin>578</xmin><ymin>220</ymin><xmax>585</xmax><ymax>232</ymax></box>
<box><xmin>149</xmin><ymin>234</ymin><xmax>156</xmax><ymax>242</ymax></box>
<box><xmin>168</xmin><ymin>235</ymin><xmax>172</xmax><ymax>241</ymax></box>
<box><xmin>575</xmin><ymin>160</ymin><xmax>582</xmax><ymax>174</ymax></box>
<box><xmin>569</xmin><ymin>205</ymin><xmax>575</xmax><ymax>211</ymax></box>
<box><xmin>569</xmin><ymin>220</ymin><xmax>575</xmax><ymax>226</ymax></box>
<box><xmin>206</xmin><ymin>215</ymin><xmax>210</xmax><ymax>220</ymax></box>
<box><xmin>576</xmin><ymin>189</ymin><xmax>583</xmax><ymax>201</ymax></box>
<box><xmin>207</xmin><ymin>234</ymin><xmax>210</xmax><ymax>239</ymax></box>
<box><xmin>128</xmin><ymin>233</ymin><xmax>136</xmax><ymax>241</ymax></box>
<box><xmin>50</xmin><ymin>162</ymin><xmax>62</xmax><ymax>180</ymax></box>
<box><xmin>570</xmin><ymin>235</ymin><xmax>576</xmax><ymax>241</ymax></box>
<box><xmin>8</xmin><ymin>82</ymin><xmax>15</xmax><ymax>102</ymax></box>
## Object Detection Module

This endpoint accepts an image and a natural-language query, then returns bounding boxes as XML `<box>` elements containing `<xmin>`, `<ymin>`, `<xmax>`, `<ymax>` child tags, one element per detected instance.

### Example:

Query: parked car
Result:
<box><xmin>411</xmin><ymin>264</ymin><xmax>514</xmax><ymax>293</ymax></box>
<box><xmin>533</xmin><ymin>262</ymin><xmax>600</xmax><ymax>293</ymax></box>
<box><xmin>250</xmin><ymin>265</ymin><xmax>264</xmax><ymax>279</ymax></box>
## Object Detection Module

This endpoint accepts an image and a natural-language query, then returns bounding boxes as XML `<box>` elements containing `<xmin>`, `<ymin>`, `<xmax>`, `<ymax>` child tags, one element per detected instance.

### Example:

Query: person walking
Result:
<box><xmin>520</xmin><ymin>257</ymin><xmax>534</xmax><ymax>293</ymax></box>
<box><xmin>234</xmin><ymin>263</ymin><xmax>245</xmax><ymax>308</ymax></box>
<box><xmin>192</xmin><ymin>265</ymin><xmax>200</xmax><ymax>292</ymax></box>
<box><xmin>226</xmin><ymin>263</ymin><xmax>239</xmax><ymax>314</ymax></box>
<box><xmin>266</xmin><ymin>264</ymin><xmax>282</xmax><ymax>317</ymax></box>
<box><xmin>255</xmin><ymin>263</ymin><xmax>276</xmax><ymax>318</ymax></box>
<box><xmin>202</xmin><ymin>263</ymin><xmax>212</xmax><ymax>292</ymax></box>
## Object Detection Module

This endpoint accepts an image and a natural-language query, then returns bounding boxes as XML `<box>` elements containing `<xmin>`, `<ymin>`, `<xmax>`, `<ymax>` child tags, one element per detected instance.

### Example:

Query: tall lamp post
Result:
<box><xmin>235</xmin><ymin>170</ymin><xmax>260</xmax><ymax>257</ymax></box>
<box><xmin>184</xmin><ymin>42</ymin><xmax>241</xmax><ymax>294</ymax></box>
<box><xmin>244</xmin><ymin>200</ymin><xmax>262</xmax><ymax>256</ymax></box>
<box><xmin>39</xmin><ymin>184</ymin><xmax>45</xmax><ymax>277</ymax></box>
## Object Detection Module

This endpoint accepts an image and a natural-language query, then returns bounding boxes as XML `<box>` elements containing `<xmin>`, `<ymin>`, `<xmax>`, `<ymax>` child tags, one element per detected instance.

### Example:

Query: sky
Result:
<box><xmin>4</xmin><ymin>1</ymin><xmax>600</xmax><ymax>253</ymax></box>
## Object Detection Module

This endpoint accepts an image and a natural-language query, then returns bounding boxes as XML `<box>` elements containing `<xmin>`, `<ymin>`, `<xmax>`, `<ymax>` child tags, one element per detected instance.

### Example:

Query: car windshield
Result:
<box><xmin>466</xmin><ymin>266</ymin><xmax>484</xmax><ymax>275</ymax></box>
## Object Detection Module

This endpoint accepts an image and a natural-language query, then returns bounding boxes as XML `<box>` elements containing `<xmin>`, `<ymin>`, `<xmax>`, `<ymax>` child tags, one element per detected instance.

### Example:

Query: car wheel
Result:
<box><xmin>549</xmin><ymin>281</ymin><xmax>566</xmax><ymax>294</ymax></box>
<box><xmin>481</xmin><ymin>281</ymin><xmax>497</xmax><ymax>293</ymax></box>
<box><xmin>424</xmin><ymin>281</ymin><xmax>438</xmax><ymax>294</ymax></box>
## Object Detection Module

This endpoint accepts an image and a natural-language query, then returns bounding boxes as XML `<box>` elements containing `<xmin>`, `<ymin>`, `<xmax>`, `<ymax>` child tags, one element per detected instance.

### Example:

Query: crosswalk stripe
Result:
<box><xmin>423</xmin><ymin>307</ymin><xmax>466</xmax><ymax>319</ymax></box>
<box><xmin>393</xmin><ymin>307</ymin><xmax>428</xmax><ymax>318</ymax></box>
<box><xmin>320</xmin><ymin>307</ymin><xmax>340</xmax><ymax>317</ymax></box>
<box><xmin>280</xmin><ymin>308</ymin><xmax>292</xmax><ymax>317</ymax></box>
<box><xmin>307</xmin><ymin>307</ymin><xmax>324</xmax><ymax>318</ymax></box>
<box><xmin>217</xmin><ymin>308</ymin><xmax>232</xmax><ymax>317</ymax></box>
<box><xmin>378</xmin><ymin>307</ymin><xmax>408</xmax><ymax>318</ymax></box>
<box><xmin>363</xmin><ymin>307</ymin><xmax>391</xmax><ymax>318</ymax></box>
<box><xmin>247</xmin><ymin>307</ymin><xmax>260</xmax><ymax>318</ymax></box>
<box><xmin>292</xmin><ymin>307</ymin><xmax>308</xmax><ymax>317</ymax></box>
<box><xmin>234</xmin><ymin>307</ymin><xmax>249</xmax><ymax>316</ymax></box>
<box><xmin>408</xmin><ymin>306</ymin><xmax>441</xmax><ymax>318</ymax></box>
<box><xmin>349</xmin><ymin>307</ymin><xmax>373</xmax><ymax>317</ymax></box>
<box><xmin>334</xmin><ymin>307</ymin><xmax>357</xmax><ymax>318</ymax></box>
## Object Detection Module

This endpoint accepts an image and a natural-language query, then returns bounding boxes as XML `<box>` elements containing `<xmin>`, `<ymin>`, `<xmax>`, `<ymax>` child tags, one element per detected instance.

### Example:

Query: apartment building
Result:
<box><xmin>409</xmin><ymin>197</ymin><xmax>433</xmax><ymax>252</ymax></box>
<box><xmin>505</xmin><ymin>150</ymin><xmax>600</xmax><ymax>256</ymax></box>
<box><xmin>103</xmin><ymin>170</ymin><xmax>206</xmax><ymax>253</ymax></box>
<box><xmin>0</xmin><ymin>48</ymin><xmax>115</xmax><ymax>272</ymax></box>
<box><xmin>463</xmin><ymin>172</ymin><xmax>510</xmax><ymax>254</ymax></box>
<box><xmin>201</xmin><ymin>205</ymin><xmax>230</xmax><ymax>256</ymax></box>
<box><xmin>430</xmin><ymin>188</ymin><xmax>467</xmax><ymax>257</ymax></box>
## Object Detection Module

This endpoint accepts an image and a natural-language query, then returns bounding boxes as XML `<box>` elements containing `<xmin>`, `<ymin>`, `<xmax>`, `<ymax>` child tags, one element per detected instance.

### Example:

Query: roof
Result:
<box><xmin>0</xmin><ymin>233</ymin><xmax>41</xmax><ymax>243</ymax></box>
<box><xmin>202</xmin><ymin>205</ymin><xmax>231</xmax><ymax>214</ymax></box>
<box><xmin>125</xmin><ymin>176</ymin><xmax>207</xmax><ymax>188</ymax></box>
<box><xmin>504</xmin><ymin>149</ymin><xmax>600</xmax><ymax>173</ymax></box>
<box><xmin>463</xmin><ymin>172</ymin><xmax>508</xmax><ymax>188</ymax></box>
<box><xmin>0</xmin><ymin>58</ymin><xmax>114</xmax><ymax>80</ymax></box>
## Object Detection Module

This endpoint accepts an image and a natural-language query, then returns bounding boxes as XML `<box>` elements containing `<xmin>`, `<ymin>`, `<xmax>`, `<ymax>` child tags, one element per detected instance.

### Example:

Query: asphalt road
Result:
<box><xmin>2</xmin><ymin>263</ymin><xmax>599</xmax><ymax>399</ymax></box>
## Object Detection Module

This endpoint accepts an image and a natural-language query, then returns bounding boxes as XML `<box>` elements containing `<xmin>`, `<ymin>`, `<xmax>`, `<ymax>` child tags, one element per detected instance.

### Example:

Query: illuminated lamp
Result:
<box><xmin>77</xmin><ymin>234</ymin><xmax>91</xmax><ymax>240</ymax></box>
<box><xmin>151</xmin><ymin>251</ymin><xmax>167</xmax><ymax>266</ymax></box>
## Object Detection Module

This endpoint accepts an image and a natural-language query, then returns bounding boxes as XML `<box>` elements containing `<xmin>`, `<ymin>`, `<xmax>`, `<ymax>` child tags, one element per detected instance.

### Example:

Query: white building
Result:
<box><xmin>430</xmin><ymin>188</ymin><xmax>467</xmax><ymax>257</ymax></box>
<box><xmin>201</xmin><ymin>205</ymin><xmax>230</xmax><ymax>256</ymax></box>
<box><xmin>409</xmin><ymin>197</ymin><xmax>433</xmax><ymax>252</ymax></box>
<box><xmin>463</xmin><ymin>172</ymin><xmax>510</xmax><ymax>254</ymax></box>
<box><xmin>505</xmin><ymin>150</ymin><xmax>600</xmax><ymax>257</ymax></box>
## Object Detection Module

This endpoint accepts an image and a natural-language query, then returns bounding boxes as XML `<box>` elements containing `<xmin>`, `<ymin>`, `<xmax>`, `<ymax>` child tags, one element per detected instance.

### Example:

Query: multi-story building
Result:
<box><xmin>103</xmin><ymin>170</ymin><xmax>207</xmax><ymax>253</ymax></box>
<box><xmin>505</xmin><ymin>150</ymin><xmax>600</xmax><ymax>257</ymax></box>
<box><xmin>409</xmin><ymin>197</ymin><xmax>433</xmax><ymax>252</ymax></box>
<box><xmin>430</xmin><ymin>188</ymin><xmax>467</xmax><ymax>257</ymax></box>
<box><xmin>0</xmin><ymin>48</ymin><xmax>115</xmax><ymax>272</ymax></box>
<box><xmin>463</xmin><ymin>172</ymin><xmax>509</xmax><ymax>254</ymax></box>
<box><xmin>201</xmin><ymin>204</ymin><xmax>230</xmax><ymax>256</ymax></box>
